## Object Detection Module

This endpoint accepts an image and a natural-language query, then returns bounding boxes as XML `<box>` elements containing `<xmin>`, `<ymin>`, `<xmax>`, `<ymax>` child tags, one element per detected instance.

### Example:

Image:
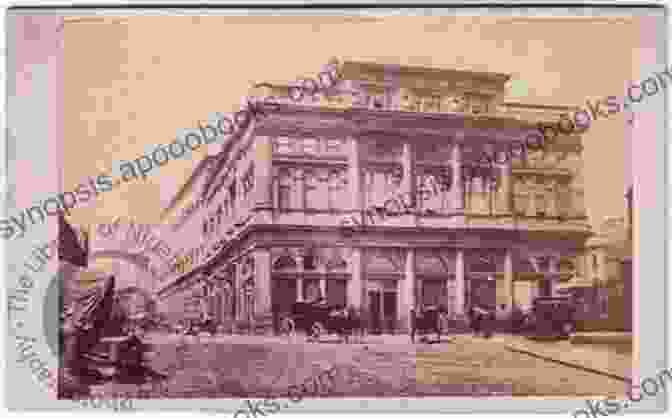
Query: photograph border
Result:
<box><xmin>3</xmin><ymin>3</ymin><xmax>667</xmax><ymax>414</ymax></box>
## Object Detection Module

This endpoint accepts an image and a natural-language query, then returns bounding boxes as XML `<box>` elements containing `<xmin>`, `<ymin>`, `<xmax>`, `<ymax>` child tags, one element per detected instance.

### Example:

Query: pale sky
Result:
<box><xmin>62</xmin><ymin>15</ymin><xmax>640</xmax><ymax>230</ymax></box>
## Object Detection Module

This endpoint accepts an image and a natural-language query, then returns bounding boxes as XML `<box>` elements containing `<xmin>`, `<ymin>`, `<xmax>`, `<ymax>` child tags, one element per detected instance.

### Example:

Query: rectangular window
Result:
<box><xmin>275</xmin><ymin>137</ymin><xmax>293</xmax><ymax>154</ymax></box>
<box><xmin>424</xmin><ymin>95</ymin><xmax>441</xmax><ymax>113</ymax></box>
<box><xmin>326</xmin><ymin>280</ymin><xmax>347</xmax><ymax>307</ymax></box>
<box><xmin>305</xmin><ymin>183</ymin><xmax>318</xmax><ymax>210</ymax></box>
<box><xmin>302</xmin><ymin>138</ymin><xmax>319</xmax><ymax>154</ymax></box>
<box><xmin>514</xmin><ymin>193</ymin><xmax>529</xmax><ymax>216</ymax></box>
<box><xmin>325</xmin><ymin>138</ymin><xmax>342</xmax><ymax>153</ymax></box>
<box><xmin>535</xmin><ymin>193</ymin><xmax>546</xmax><ymax>217</ymax></box>
<box><xmin>370</xmin><ymin>94</ymin><xmax>386</xmax><ymax>110</ymax></box>
<box><xmin>556</xmin><ymin>184</ymin><xmax>572</xmax><ymax>217</ymax></box>
<box><xmin>278</xmin><ymin>185</ymin><xmax>291</xmax><ymax>210</ymax></box>
<box><xmin>229</xmin><ymin>182</ymin><xmax>236</xmax><ymax>203</ymax></box>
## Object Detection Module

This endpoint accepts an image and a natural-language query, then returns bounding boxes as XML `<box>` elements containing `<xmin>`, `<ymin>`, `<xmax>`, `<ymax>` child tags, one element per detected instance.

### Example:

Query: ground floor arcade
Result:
<box><xmin>158</xmin><ymin>229</ymin><xmax>583</xmax><ymax>333</ymax></box>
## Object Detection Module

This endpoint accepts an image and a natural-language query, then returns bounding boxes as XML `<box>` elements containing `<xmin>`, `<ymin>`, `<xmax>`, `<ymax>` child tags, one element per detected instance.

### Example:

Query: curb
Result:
<box><xmin>503</xmin><ymin>343</ymin><xmax>632</xmax><ymax>383</ymax></box>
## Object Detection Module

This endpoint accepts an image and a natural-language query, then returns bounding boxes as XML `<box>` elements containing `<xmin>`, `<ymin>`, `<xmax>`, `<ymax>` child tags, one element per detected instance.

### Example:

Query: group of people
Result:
<box><xmin>468</xmin><ymin>305</ymin><xmax>496</xmax><ymax>338</ymax></box>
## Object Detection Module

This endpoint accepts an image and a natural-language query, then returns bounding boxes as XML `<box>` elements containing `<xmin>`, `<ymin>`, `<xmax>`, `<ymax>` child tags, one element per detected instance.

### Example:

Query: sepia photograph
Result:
<box><xmin>3</xmin><ymin>3</ymin><xmax>667</xmax><ymax>415</ymax></box>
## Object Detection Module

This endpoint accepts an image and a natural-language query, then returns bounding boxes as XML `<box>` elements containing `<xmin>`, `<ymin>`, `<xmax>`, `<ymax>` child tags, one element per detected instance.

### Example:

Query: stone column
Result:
<box><xmin>499</xmin><ymin>161</ymin><xmax>512</xmax><ymax>213</ymax></box>
<box><xmin>452</xmin><ymin>136</ymin><xmax>465</xmax><ymax>210</ymax></box>
<box><xmin>547</xmin><ymin>179</ymin><xmax>558</xmax><ymax>217</ymax></box>
<box><xmin>503</xmin><ymin>250</ymin><xmax>514</xmax><ymax>311</ymax></box>
<box><xmin>253</xmin><ymin>248</ymin><xmax>272</xmax><ymax>326</ymax></box>
<box><xmin>402</xmin><ymin>141</ymin><xmax>416</xmax><ymax>213</ymax></box>
<box><xmin>455</xmin><ymin>250</ymin><xmax>465</xmax><ymax>315</ymax></box>
<box><xmin>400</xmin><ymin>248</ymin><xmax>416</xmax><ymax>332</ymax></box>
<box><xmin>296</xmin><ymin>254</ymin><xmax>304</xmax><ymax>302</ymax></box>
<box><xmin>295</xmin><ymin>169</ymin><xmax>305</xmax><ymax>210</ymax></box>
<box><xmin>254</xmin><ymin>136</ymin><xmax>274</xmax><ymax>221</ymax></box>
<box><xmin>319</xmin><ymin>278</ymin><xmax>327</xmax><ymax>299</ymax></box>
<box><xmin>347</xmin><ymin>248</ymin><xmax>363</xmax><ymax>309</ymax></box>
<box><xmin>549</xmin><ymin>256</ymin><xmax>559</xmax><ymax>297</ymax></box>
<box><xmin>526</xmin><ymin>178</ymin><xmax>537</xmax><ymax>217</ymax></box>
<box><xmin>348</xmin><ymin>137</ymin><xmax>363</xmax><ymax>223</ymax></box>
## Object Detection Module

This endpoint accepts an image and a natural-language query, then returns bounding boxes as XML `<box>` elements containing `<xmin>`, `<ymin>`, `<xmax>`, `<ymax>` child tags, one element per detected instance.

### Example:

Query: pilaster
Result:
<box><xmin>455</xmin><ymin>250</ymin><xmax>465</xmax><ymax>315</ymax></box>
<box><xmin>402</xmin><ymin>141</ymin><xmax>416</xmax><ymax>213</ymax></box>
<box><xmin>319</xmin><ymin>278</ymin><xmax>327</xmax><ymax>300</ymax></box>
<box><xmin>347</xmin><ymin>247</ymin><xmax>363</xmax><ymax>309</ymax></box>
<box><xmin>348</xmin><ymin>136</ymin><xmax>363</xmax><ymax>222</ymax></box>
<box><xmin>254</xmin><ymin>135</ymin><xmax>274</xmax><ymax>215</ymax></box>
<box><xmin>400</xmin><ymin>248</ymin><xmax>416</xmax><ymax>331</ymax></box>
<box><xmin>499</xmin><ymin>161</ymin><xmax>512</xmax><ymax>213</ymax></box>
<box><xmin>253</xmin><ymin>248</ymin><xmax>272</xmax><ymax>319</ymax></box>
<box><xmin>502</xmin><ymin>250</ymin><xmax>514</xmax><ymax>311</ymax></box>
<box><xmin>296</xmin><ymin>254</ymin><xmax>304</xmax><ymax>302</ymax></box>
<box><xmin>452</xmin><ymin>135</ymin><xmax>465</xmax><ymax>211</ymax></box>
<box><xmin>549</xmin><ymin>256</ymin><xmax>560</xmax><ymax>297</ymax></box>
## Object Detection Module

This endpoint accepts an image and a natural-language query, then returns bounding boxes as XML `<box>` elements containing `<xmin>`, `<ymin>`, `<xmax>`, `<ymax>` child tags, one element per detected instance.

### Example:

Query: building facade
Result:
<box><xmin>156</xmin><ymin>60</ymin><xmax>592</xmax><ymax>333</ymax></box>
<box><xmin>564</xmin><ymin>189</ymin><xmax>632</xmax><ymax>332</ymax></box>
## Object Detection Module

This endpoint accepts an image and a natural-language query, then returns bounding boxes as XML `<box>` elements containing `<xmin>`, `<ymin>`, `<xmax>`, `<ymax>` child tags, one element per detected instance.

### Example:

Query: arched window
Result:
<box><xmin>326</xmin><ymin>255</ymin><xmax>347</xmax><ymax>271</ymax></box>
<box><xmin>220</xmin><ymin>280</ymin><xmax>235</xmax><ymax>320</ymax></box>
<box><xmin>242</xmin><ymin>279</ymin><xmax>255</xmax><ymax>320</ymax></box>
<box><xmin>328</xmin><ymin>169</ymin><xmax>346</xmax><ymax>211</ymax></box>
<box><xmin>556</xmin><ymin>183</ymin><xmax>572</xmax><ymax>218</ymax></box>
<box><xmin>304</xmin><ymin>170</ymin><xmax>320</xmax><ymax>210</ymax></box>
<box><xmin>277</xmin><ymin>169</ymin><xmax>293</xmax><ymax>211</ymax></box>
<box><xmin>273</xmin><ymin>254</ymin><xmax>297</xmax><ymax>271</ymax></box>
<box><xmin>303</xmin><ymin>253</ymin><xmax>317</xmax><ymax>270</ymax></box>
<box><xmin>514</xmin><ymin>179</ymin><xmax>530</xmax><ymax>216</ymax></box>
<box><xmin>304</xmin><ymin>280</ymin><xmax>321</xmax><ymax>302</ymax></box>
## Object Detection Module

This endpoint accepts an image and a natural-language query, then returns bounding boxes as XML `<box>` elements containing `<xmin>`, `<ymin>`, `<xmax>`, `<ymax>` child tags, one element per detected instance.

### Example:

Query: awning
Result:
<box><xmin>555</xmin><ymin>276</ymin><xmax>595</xmax><ymax>290</ymax></box>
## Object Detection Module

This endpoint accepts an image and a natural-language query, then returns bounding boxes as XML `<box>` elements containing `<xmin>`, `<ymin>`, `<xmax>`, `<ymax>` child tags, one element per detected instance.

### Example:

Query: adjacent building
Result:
<box><xmin>155</xmin><ymin>60</ymin><xmax>592</xmax><ymax>333</ymax></box>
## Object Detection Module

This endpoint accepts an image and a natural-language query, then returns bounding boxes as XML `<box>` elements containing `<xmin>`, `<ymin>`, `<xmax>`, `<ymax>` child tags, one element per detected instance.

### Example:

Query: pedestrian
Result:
<box><xmin>410</xmin><ymin>308</ymin><xmax>417</xmax><ymax>343</ymax></box>
<box><xmin>483</xmin><ymin>307</ymin><xmax>495</xmax><ymax>338</ymax></box>
<box><xmin>469</xmin><ymin>305</ymin><xmax>481</xmax><ymax>337</ymax></box>
<box><xmin>272</xmin><ymin>302</ymin><xmax>280</xmax><ymax>336</ymax></box>
<box><xmin>495</xmin><ymin>304</ymin><xmax>508</xmax><ymax>333</ymax></box>
<box><xmin>510</xmin><ymin>303</ymin><xmax>524</xmax><ymax>333</ymax></box>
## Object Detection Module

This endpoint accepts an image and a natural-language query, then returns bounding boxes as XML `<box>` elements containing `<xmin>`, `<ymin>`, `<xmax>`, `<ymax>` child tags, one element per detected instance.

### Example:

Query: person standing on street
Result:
<box><xmin>469</xmin><ymin>305</ymin><xmax>481</xmax><ymax>336</ymax></box>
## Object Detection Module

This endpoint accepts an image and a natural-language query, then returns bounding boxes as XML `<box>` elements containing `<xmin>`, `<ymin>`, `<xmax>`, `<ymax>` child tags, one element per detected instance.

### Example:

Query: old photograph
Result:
<box><xmin>4</xmin><ymin>5</ymin><xmax>667</xmax><ymax>414</ymax></box>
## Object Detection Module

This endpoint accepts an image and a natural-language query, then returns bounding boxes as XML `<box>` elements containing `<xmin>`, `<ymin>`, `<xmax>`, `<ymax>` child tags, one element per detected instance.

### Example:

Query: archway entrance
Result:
<box><xmin>367</xmin><ymin>280</ymin><xmax>398</xmax><ymax>334</ymax></box>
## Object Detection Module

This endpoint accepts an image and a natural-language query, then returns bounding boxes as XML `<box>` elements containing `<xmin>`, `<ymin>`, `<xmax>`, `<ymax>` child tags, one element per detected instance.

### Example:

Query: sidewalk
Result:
<box><xmin>570</xmin><ymin>332</ymin><xmax>632</xmax><ymax>346</ymax></box>
<box><xmin>488</xmin><ymin>334</ymin><xmax>633</xmax><ymax>382</ymax></box>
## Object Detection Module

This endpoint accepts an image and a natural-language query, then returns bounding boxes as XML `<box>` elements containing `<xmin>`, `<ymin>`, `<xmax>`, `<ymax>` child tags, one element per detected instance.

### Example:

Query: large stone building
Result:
<box><xmin>155</xmin><ymin>60</ymin><xmax>592</xmax><ymax>333</ymax></box>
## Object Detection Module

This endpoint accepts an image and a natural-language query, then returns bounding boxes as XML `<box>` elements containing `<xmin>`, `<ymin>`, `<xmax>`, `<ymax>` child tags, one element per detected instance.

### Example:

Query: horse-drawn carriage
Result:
<box><xmin>59</xmin><ymin>270</ymin><xmax>166</xmax><ymax>397</ymax></box>
<box><xmin>410</xmin><ymin>305</ymin><xmax>448</xmax><ymax>343</ymax></box>
<box><xmin>279</xmin><ymin>300</ymin><xmax>362</xmax><ymax>342</ymax></box>
<box><xmin>522</xmin><ymin>297</ymin><xmax>577</xmax><ymax>339</ymax></box>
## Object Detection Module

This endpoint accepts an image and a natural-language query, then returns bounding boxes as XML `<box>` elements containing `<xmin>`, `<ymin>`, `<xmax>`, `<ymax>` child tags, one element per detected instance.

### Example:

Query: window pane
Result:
<box><xmin>326</xmin><ymin>280</ymin><xmax>347</xmax><ymax>307</ymax></box>
<box><xmin>275</xmin><ymin>137</ymin><xmax>293</xmax><ymax>153</ymax></box>
<box><xmin>279</xmin><ymin>185</ymin><xmax>291</xmax><ymax>210</ymax></box>
<box><xmin>326</xmin><ymin>139</ymin><xmax>342</xmax><ymax>153</ymax></box>
<box><xmin>304</xmin><ymin>279</ymin><xmax>321</xmax><ymax>301</ymax></box>
<box><xmin>303</xmin><ymin>138</ymin><xmax>319</xmax><ymax>154</ymax></box>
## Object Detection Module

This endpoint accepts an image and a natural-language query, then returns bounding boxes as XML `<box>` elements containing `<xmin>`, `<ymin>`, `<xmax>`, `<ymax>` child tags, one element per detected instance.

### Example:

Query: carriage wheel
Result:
<box><xmin>280</xmin><ymin>317</ymin><xmax>296</xmax><ymax>337</ymax></box>
<box><xmin>310</xmin><ymin>322</ymin><xmax>325</xmax><ymax>342</ymax></box>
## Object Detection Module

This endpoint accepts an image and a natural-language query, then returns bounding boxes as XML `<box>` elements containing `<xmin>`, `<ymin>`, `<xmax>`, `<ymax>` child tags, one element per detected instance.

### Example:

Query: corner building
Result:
<box><xmin>156</xmin><ymin>60</ymin><xmax>592</xmax><ymax>333</ymax></box>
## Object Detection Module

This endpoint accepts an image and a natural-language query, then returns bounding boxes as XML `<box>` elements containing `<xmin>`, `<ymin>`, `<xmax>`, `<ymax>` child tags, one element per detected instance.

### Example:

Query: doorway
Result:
<box><xmin>367</xmin><ymin>288</ymin><xmax>398</xmax><ymax>334</ymax></box>
<box><xmin>368</xmin><ymin>290</ymin><xmax>382</xmax><ymax>334</ymax></box>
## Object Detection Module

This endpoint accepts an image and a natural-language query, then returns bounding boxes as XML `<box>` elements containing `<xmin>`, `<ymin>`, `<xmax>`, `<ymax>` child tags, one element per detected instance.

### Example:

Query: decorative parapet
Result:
<box><xmin>498</xmin><ymin>102</ymin><xmax>582</xmax><ymax>125</ymax></box>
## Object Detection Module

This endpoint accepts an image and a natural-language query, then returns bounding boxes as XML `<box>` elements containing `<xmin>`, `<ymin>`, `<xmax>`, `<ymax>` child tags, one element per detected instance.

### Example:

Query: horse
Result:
<box><xmin>410</xmin><ymin>305</ymin><xmax>447</xmax><ymax>343</ymax></box>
